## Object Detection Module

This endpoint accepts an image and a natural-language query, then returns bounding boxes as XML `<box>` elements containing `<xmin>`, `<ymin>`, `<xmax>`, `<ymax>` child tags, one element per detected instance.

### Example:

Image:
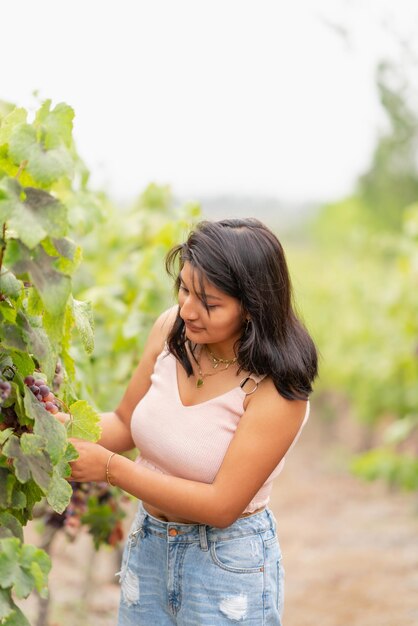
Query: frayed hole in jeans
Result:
<box><xmin>121</xmin><ymin>568</ymin><xmax>139</xmax><ymax>607</ymax></box>
<box><xmin>219</xmin><ymin>594</ymin><xmax>248</xmax><ymax>621</ymax></box>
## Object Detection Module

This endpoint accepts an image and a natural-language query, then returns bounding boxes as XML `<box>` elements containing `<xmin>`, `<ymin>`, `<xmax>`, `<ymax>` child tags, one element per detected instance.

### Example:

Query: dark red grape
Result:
<box><xmin>24</xmin><ymin>376</ymin><xmax>35</xmax><ymax>387</ymax></box>
<box><xmin>39</xmin><ymin>385</ymin><xmax>50</xmax><ymax>397</ymax></box>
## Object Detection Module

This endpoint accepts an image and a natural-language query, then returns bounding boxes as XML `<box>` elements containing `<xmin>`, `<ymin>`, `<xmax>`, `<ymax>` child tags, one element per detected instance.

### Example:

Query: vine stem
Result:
<box><xmin>55</xmin><ymin>397</ymin><xmax>74</xmax><ymax>428</ymax></box>
<box><xmin>15</xmin><ymin>159</ymin><xmax>28</xmax><ymax>181</ymax></box>
<box><xmin>0</xmin><ymin>222</ymin><xmax>6</xmax><ymax>273</ymax></box>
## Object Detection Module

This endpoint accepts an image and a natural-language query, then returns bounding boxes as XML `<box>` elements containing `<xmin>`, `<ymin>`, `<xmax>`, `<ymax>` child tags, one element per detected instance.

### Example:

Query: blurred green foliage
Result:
<box><xmin>70</xmin><ymin>184</ymin><xmax>200</xmax><ymax>410</ymax></box>
<box><xmin>289</xmin><ymin>62</ymin><xmax>418</xmax><ymax>490</ymax></box>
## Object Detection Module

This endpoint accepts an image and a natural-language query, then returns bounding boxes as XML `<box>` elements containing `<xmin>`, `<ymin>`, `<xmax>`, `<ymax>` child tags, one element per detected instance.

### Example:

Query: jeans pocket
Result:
<box><xmin>118</xmin><ymin>521</ymin><xmax>143</xmax><ymax>580</ymax></box>
<box><xmin>210</xmin><ymin>535</ymin><xmax>265</xmax><ymax>573</ymax></box>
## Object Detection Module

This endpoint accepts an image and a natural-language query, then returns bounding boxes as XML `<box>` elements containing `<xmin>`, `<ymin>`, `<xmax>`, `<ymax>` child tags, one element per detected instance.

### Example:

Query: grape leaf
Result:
<box><xmin>20</xmin><ymin>543</ymin><xmax>50</xmax><ymax>597</ymax></box>
<box><xmin>17</xmin><ymin>311</ymin><xmax>55</xmax><ymax>381</ymax></box>
<box><xmin>0</xmin><ymin>324</ymin><xmax>26</xmax><ymax>352</ymax></box>
<box><xmin>2</xmin><ymin>601</ymin><xmax>31</xmax><ymax>626</ymax></box>
<box><xmin>24</xmin><ymin>388</ymin><xmax>67</xmax><ymax>465</ymax></box>
<box><xmin>3</xmin><ymin>434</ymin><xmax>52</xmax><ymax>491</ymax></box>
<box><xmin>35</xmin><ymin>100</ymin><xmax>74</xmax><ymax>149</ymax></box>
<box><xmin>0</xmin><ymin>178</ymin><xmax>67</xmax><ymax>249</ymax></box>
<box><xmin>0</xmin><ymin>108</ymin><xmax>27</xmax><ymax>146</ymax></box>
<box><xmin>72</xmin><ymin>298</ymin><xmax>94</xmax><ymax>355</ymax></box>
<box><xmin>8</xmin><ymin>351</ymin><xmax>35</xmax><ymax>379</ymax></box>
<box><xmin>68</xmin><ymin>400</ymin><xmax>101</xmax><ymax>442</ymax></box>
<box><xmin>0</xmin><ymin>512</ymin><xmax>23</xmax><ymax>541</ymax></box>
<box><xmin>9</xmin><ymin>124</ymin><xmax>73</xmax><ymax>186</ymax></box>
<box><xmin>0</xmin><ymin>271</ymin><xmax>23</xmax><ymax>299</ymax></box>
<box><xmin>0</xmin><ymin>301</ymin><xmax>16</xmax><ymax>323</ymax></box>
<box><xmin>0</xmin><ymin>428</ymin><xmax>14</xmax><ymax>446</ymax></box>
<box><xmin>0</xmin><ymin>472</ymin><xmax>26</xmax><ymax>511</ymax></box>
<box><xmin>0</xmin><ymin>538</ymin><xmax>33</xmax><ymax>598</ymax></box>
<box><xmin>12</xmin><ymin>243</ymin><xmax>72</xmax><ymax>317</ymax></box>
<box><xmin>0</xmin><ymin>537</ymin><xmax>50</xmax><ymax>600</ymax></box>
<box><xmin>45</xmin><ymin>468</ymin><xmax>72</xmax><ymax>514</ymax></box>
<box><xmin>43</xmin><ymin>309</ymin><xmax>65</xmax><ymax>346</ymax></box>
<box><xmin>0</xmin><ymin>588</ymin><xmax>14</xmax><ymax>621</ymax></box>
<box><xmin>0</xmin><ymin>353</ymin><xmax>13</xmax><ymax>372</ymax></box>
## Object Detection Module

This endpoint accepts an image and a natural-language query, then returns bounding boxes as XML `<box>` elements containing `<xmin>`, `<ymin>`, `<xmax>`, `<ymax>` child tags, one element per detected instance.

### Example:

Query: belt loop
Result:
<box><xmin>199</xmin><ymin>525</ymin><xmax>209</xmax><ymax>551</ymax></box>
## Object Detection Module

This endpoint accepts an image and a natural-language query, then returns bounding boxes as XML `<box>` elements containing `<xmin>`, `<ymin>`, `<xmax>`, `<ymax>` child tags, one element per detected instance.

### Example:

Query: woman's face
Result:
<box><xmin>178</xmin><ymin>262</ymin><xmax>245</xmax><ymax>353</ymax></box>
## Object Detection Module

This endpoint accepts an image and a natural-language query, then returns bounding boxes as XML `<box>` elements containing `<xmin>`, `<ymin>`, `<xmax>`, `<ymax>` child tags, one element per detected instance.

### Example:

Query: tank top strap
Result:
<box><xmin>239</xmin><ymin>372</ymin><xmax>267</xmax><ymax>396</ymax></box>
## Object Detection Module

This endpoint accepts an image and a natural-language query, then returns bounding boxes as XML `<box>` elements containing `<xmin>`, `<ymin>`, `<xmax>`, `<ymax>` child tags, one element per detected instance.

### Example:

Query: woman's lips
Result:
<box><xmin>184</xmin><ymin>322</ymin><xmax>205</xmax><ymax>332</ymax></box>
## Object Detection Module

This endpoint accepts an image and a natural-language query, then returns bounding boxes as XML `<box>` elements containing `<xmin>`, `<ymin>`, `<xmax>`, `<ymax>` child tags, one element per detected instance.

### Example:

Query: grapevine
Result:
<box><xmin>0</xmin><ymin>98</ymin><xmax>123</xmax><ymax>626</ymax></box>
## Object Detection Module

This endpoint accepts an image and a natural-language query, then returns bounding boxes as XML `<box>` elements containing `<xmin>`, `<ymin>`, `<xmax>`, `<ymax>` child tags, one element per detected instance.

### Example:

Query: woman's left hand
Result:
<box><xmin>68</xmin><ymin>438</ymin><xmax>112</xmax><ymax>483</ymax></box>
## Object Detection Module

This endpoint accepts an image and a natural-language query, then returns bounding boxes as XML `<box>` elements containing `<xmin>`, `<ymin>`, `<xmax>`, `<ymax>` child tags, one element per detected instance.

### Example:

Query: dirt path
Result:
<box><xmin>21</xmin><ymin>414</ymin><xmax>418</xmax><ymax>625</ymax></box>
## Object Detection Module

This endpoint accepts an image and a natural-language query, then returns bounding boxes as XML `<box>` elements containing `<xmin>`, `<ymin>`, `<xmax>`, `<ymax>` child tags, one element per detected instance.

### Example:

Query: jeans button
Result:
<box><xmin>168</xmin><ymin>528</ymin><xmax>178</xmax><ymax>537</ymax></box>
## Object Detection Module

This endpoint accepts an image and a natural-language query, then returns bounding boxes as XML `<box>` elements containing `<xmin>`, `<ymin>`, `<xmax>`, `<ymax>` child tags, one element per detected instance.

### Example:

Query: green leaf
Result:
<box><xmin>0</xmin><ymin>538</ymin><xmax>33</xmax><ymax>598</ymax></box>
<box><xmin>0</xmin><ymin>512</ymin><xmax>23</xmax><ymax>542</ymax></box>
<box><xmin>43</xmin><ymin>309</ymin><xmax>65</xmax><ymax>346</ymax></box>
<box><xmin>0</xmin><ymin>108</ymin><xmax>27</xmax><ymax>146</ymax></box>
<box><xmin>68</xmin><ymin>400</ymin><xmax>101</xmax><ymax>442</ymax></box>
<box><xmin>22</xmin><ymin>187</ymin><xmax>68</xmax><ymax>240</ymax></box>
<box><xmin>0</xmin><ymin>179</ymin><xmax>67</xmax><ymax>249</ymax></box>
<box><xmin>49</xmin><ymin>237</ymin><xmax>82</xmax><ymax>275</ymax></box>
<box><xmin>12</xmin><ymin>242</ymin><xmax>72</xmax><ymax>317</ymax></box>
<box><xmin>20</xmin><ymin>544</ymin><xmax>50</xmax><ymax>598</ymax></box>
<box><xmin>0</xmin><ymin>301</ymin><xmax>16</xmax><ymax>323</ymax></box>
<box><xmin>72</xmin><ymin>298</ymin><xmax>94</xmax><ymax>354</ymax></box>
<box><xmin>17</xmin><ymin>311</ymin><xmax>55</xmax><ymax>381</ymax></box>
<box><xmin>0</xmin><ymin>323</ymin><xmax>26</xmax><ymax>351</ymax></box>
<box><xmin>0</xmin><ymin>470</ymin><xmax>26</xmax><ymax>511</ymax></box>
<box><xmin>3</xmin><ymin>434</ymin><xmax>52</xmax><ymax>491</ymax></box>
<box><xmin>0</xmin><ymin>538</ymin><xmax>50</xmax><ymax>602</ymax></box>
<box><xmin>0</xmin><ymin>353</ymin><xmax>13</xmax><ymax>372</ymax></box>
<box><xmin>2</xmin><ymin>602</ymin><xmax>31</xmax><ymax>626</ymax></box>
<box><xmin>8</xmin><ymin>124</ymin><xmax>73</xmax><ymax>186</ymax></box>
<box><xmin>19</xmin><ymin>481</ymin><xmax>43</xmax><ymax>517</ymax></box>
<box><xmin>8</xmin><ymin>351</ymin><xmax>35</xmax><ymax>378</ymax></box>
<box><xmin>24</xmin><ymin>387</ymin><xmax>67</xmax><ymax>465</ymax></box>
<box><xmin>0</xmin><ymin>428</ymin><xmax>14</xmax><ymax>445</ymax></box>
<box><xmin>0</xmin><ymin>588</ymin><xmax>14</xmax><ymax>621</ymax></box>
<box><xmin>45</xmin><ymin>467</ymin><xmax>72</xmax><ymax>514</ymax></box>
<box><xmin>35</xmin><ymin>100</ymin><xmax>74</xmax><ymax>149</ymax></box>
<box><xmin>0</xmin><ymin>271</ymin><xmax>23</xmax><ymax>299</ymax></box>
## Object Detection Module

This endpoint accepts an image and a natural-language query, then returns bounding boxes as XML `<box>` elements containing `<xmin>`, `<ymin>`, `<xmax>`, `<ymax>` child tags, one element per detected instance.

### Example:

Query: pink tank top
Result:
<box><xmin>131</xmin><ymin>347</ymin><xmax>310</xmax><ymax>514</ymax></box>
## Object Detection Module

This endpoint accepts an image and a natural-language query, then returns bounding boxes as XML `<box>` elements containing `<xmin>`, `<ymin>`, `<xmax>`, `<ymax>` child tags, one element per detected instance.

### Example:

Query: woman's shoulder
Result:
<box><xmin>147</xmin><ymin>305</ymin><xmax>178</xmax><ymax>357</ymax></box>
<box><xmin>246</xmin><ymin>375</ymin><xmax>309</xmax><ymax>424</ymax></box>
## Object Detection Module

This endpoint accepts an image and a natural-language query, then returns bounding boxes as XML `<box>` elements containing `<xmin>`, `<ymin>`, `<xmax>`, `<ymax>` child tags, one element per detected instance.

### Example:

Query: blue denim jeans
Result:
<box><xmin>117</xmin><ymin>502</ymin><xmax>284</xmax><ymax>625</ymax></box>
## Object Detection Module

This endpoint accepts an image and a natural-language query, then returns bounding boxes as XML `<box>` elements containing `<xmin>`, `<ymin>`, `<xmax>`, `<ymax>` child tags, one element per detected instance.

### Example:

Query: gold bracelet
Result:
<box><xmin>106</xmin><ymin>452</ymin><xmax>117</xmax><ymax>486</ymax></box>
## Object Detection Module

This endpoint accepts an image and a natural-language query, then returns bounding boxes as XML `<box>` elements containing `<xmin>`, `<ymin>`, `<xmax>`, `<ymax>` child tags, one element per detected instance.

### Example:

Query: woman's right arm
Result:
<box><xmin>76</xmin><ymin>306</ymin><xmax>178</xmax><ymax>453</ymax></box>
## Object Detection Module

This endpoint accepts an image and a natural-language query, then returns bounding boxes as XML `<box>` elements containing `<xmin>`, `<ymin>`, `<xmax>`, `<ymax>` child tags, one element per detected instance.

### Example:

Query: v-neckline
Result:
<box><xmin>172</xmin><ymin>353</ymin><xmax>245</xmax><ymax>409</ymax></box>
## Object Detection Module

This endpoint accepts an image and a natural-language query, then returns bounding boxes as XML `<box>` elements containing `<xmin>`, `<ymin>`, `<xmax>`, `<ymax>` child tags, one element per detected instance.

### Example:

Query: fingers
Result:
<box><xmin>55</xmin><ymin>411</ymin><xmax>70</xmax><ymax>425</ymax></box>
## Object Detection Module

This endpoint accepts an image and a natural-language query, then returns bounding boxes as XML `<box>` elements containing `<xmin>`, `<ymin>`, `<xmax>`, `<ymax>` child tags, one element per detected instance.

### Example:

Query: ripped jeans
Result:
<box><xmin>117</xmin><ymin>502</ymin><xmax>284</xmax><ymax>625</ymax></box>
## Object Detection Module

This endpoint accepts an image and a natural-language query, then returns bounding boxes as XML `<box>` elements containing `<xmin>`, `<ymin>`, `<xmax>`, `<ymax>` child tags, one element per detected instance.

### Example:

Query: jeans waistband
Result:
<box><xmin>133</xmin><ymin>502</ymin><xmax>276</xmax><ymax>549</ymax></box>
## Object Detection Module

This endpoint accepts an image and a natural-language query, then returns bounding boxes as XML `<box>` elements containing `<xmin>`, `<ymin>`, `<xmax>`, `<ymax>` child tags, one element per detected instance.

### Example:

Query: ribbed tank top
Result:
<box><xmin>131</xmin><ymin>347</ymin><xmax>310</xmax><ymax>514</ymax></box>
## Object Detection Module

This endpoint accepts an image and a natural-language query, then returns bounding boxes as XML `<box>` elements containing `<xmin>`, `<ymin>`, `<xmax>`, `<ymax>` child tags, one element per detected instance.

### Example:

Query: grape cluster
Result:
<box><xmin>44</xmin><ymin>481</ymin><xmax>125</xmax><ymax>547</ymax></box>
<box><xmin>0</xmin><ymin>379</ymin><xmax>12</xmax><ymax>403</ymax></box>
<box><xmin>24</xmin><ymin>376</ymin><xmax>60</xmax><ymax>414</ymax></box>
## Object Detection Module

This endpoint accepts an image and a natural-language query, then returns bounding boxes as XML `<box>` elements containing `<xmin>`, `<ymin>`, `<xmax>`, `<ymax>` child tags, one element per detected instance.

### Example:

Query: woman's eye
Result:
<box><xmin>179</xmin><ymin>285</ymin><xmax>189</xmax><ymax>294</ymax></box>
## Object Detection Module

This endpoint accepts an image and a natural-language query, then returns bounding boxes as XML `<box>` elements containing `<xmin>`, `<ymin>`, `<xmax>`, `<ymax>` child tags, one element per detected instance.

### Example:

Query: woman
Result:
<box><xmin>67</xmin><ymin>218</ymin><xmax>318</xmax><ymax>625</ymax></box>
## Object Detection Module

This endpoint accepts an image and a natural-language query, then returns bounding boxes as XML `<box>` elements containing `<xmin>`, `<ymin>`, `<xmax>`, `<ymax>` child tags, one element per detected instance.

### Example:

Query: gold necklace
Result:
<box><xmin>206</xmin><ymin>346</ymin><xmax>237</xmax><ymax>369</ymax></box>
<box><xmin>196</xmin><ymin>346</ymin><xmax>237</xmax><ymax>388</ymax></box>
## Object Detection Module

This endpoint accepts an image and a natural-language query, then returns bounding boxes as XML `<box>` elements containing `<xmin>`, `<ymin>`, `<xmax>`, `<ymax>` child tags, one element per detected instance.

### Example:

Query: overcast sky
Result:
<box><xmin>2</xmin><ymin>0</ymin><xmax>418</xmax><ymax>205</ymax></box>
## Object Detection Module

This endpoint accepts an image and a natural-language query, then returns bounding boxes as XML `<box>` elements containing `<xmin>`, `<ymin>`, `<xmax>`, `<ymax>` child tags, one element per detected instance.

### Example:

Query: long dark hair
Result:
<box><xmin>165</xmin><ymin>218</ymin><xmax>318</xmax><ymax>401</ymax></box>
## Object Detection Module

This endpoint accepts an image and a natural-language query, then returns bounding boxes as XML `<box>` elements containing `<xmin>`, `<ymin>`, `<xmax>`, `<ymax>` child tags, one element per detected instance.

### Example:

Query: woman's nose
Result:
<box><xmin>180</xmin><ymin>294</ymin><xmax>199</xmax><ymax>320</ymax></box>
